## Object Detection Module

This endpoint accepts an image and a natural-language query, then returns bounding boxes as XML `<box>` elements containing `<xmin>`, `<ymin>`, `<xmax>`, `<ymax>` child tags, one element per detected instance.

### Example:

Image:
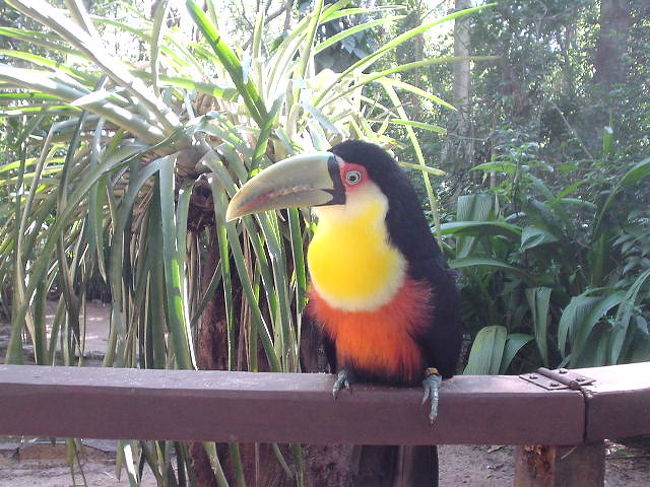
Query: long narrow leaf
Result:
<box><xmin>158</xmin><ymin>156</ymin><xmax>194</xmax><ymax>370</ymax></box>
<box><xmin>500</xmin><ymin>334</ymin><xmax>533</xmax><ymax>373</ymax></box>
<box><xmin>186</xmin><ymin>0</ymin><xmax>267</xmax><ymax>126</ymax></box>
<box><xmin>609</xmin><ymin>268</ymin><xmax>650</xmax><ymax>363</ymax></box>
<box><xmin>525</xmin><ymin>287</ymin><xmax>552</xmax><ymax>367</ymax></box>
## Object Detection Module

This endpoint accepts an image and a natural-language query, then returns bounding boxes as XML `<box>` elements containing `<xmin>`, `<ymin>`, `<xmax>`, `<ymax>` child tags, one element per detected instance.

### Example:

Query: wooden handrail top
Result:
<box><xmin>0</xmin><ymin>363</ymin><xmax>648</xmax><ymax>445</ymax></box>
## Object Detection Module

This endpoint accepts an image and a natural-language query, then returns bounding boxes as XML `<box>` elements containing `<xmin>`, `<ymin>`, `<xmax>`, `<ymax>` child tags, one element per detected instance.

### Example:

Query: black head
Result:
<box><xmin>331</xmin><ymin>140</ymin><xmax>443</xmax><ymax>266</ymax></box>
<box><xmin>331</xmin><ymin>140</ymin><xmax>404</xmax><ymax>192</ymax></box>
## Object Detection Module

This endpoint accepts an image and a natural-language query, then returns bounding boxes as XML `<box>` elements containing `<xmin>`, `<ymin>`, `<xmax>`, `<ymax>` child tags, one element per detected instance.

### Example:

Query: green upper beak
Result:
<box><xmin>226</xmin><ymin>152</ymin><xmax>345</xmax><ymax>221</ymax></box>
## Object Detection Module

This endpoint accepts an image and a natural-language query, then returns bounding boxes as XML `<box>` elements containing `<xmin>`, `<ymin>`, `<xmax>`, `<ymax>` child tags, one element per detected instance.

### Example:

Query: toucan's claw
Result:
<box><xmin>421</xmin><ymin>370</ymin><xmax>442</xmax><ymax>424</ymax></box>
<box><xmin>332</xmin><ymin>369</ymin><xmax>352</xmax><ymax>399</ymax></box>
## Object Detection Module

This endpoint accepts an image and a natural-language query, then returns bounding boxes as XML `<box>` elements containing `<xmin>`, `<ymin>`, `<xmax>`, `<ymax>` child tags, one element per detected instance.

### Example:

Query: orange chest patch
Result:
<box><xmin>307</xmin><ymin>279</ymin><xmax>433</xmax><ymax>383</ymax></box>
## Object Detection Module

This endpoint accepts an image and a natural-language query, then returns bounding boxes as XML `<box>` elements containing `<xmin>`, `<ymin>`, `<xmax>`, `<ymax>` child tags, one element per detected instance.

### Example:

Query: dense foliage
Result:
<box><xmin>444</xmin><ymin>0</ymin><xmax>650</xmax><ymax>372</ymax></box>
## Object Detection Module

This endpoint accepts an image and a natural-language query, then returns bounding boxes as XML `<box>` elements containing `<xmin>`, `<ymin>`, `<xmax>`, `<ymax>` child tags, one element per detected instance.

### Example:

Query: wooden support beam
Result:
<box><xmin>514</xmin><ymin>442</ymin><xmax>606</xmax><ymax>487</ymax></box>
<box><xmin>576</xmin><ymin>363</ymin><xmax>650</xmax><ymax>441</ymax></box>
<box><xmin>0</xmin><ymin>364</ymin><xmax>585</xmax><ymax>445</ymax></box>
<box><xmin>0</xmin><ymin>363</ymin><xmax>648</xmax><ymax>448</ymax></box>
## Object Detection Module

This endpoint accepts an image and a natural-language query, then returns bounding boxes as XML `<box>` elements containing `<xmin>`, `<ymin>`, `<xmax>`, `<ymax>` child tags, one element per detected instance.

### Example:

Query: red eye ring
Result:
<box><xmin>345</xmin><ymin>170</ymin><xmax>362</xmax><ymax>185</ymax></box>
<box><xmin>339</xmin><ymin>161</ymin><xmax>367</xmax><ymax>189</ymax></box>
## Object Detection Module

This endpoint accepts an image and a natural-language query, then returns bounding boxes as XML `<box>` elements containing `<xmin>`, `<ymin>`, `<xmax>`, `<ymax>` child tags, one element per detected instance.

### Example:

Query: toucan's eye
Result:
<box><xmin>345</xmin><ymin>170</ymin><xmax>362</xmax><ymax>185</ymax></box>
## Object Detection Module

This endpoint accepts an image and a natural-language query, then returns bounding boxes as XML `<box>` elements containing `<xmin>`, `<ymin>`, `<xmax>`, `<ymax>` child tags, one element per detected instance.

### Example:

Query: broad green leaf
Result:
<box><xmin>451</xmin><ymin>257</ymin><xmax>530</xmax><ymax>281</ymax></box>
<box><xmin>500</xmin><ymin>333</ymin><xmax>533</xmax><ymax>373</ymax></box>
<box><xmin>555</xmin><ymin>198</ymin><xmax>597</xmax><ymax>211</ymax></box>
<box><xmin>558</xmin><ymin>294</ymin><xmax>598</xmax><ymax>355</ymax></box>
<box><xmin>595</xmin><ymin>157</ymin><xmax>650</xmax><ymax>237</ymax></box>
<box><xmin>602</xmin><ymin>125</ymin><xmax>614</xmax><ymax>159</ymax></box>
<box><xmin>609</xmin><ymin>268</ymin><xmax>650</xmax><ymax>364</ymax></box>
<box><xmin>528</xmin><ymin>174</ymin><xmax>555</xmax><ymax>202</ymax></box>
<box><xmin>520</xmin><ymin>226</ymin><xmax>559</xmax><ymax>251</ymax></box>
<box><xmin>558</xmin><ymin>290</ymin><xmax>626</xmax><ymax>366</ymax></box>
<box><xmin>572</xmin><ymin>291</ymin><xmax>625</xmax><ymax>365</ymax></box>
<box><xmin>454</xmin><ymin>193</ymin><xmax>494</xmax><ymax>258</ymax></box>
<box><xmin>618</xmin><ymin>157</ymin><xmax>650</xmax><ymax>187</ymax></box>
<box><xmin>441</xmin><ymin>221</ymin><xmax>522</xmax><ymax>238</ymax></box>
<box><xmin>525</xmin><ymin>287</ymin><xmax>552</xmax><ymax>366</ymax></box>
<box><xmin>464</xmin><ymin>325</ymin><xmax>507</xmax><ymax>375</ymax></box>
<box><xmin>457</xmin><ymin>194</ymin><xmax>493</xmax><ymax>222</ymax></box>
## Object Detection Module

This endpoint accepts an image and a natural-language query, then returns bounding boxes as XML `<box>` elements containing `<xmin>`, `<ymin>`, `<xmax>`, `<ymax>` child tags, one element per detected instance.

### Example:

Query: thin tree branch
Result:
<box><xmin>549</xmin><ymin>100</ymin><xmax>595</xmax><ymax>162</ymax></box>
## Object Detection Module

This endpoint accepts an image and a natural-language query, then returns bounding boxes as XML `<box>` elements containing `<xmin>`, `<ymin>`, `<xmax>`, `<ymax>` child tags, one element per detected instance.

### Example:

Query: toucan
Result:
<box><xmin>226</xmin><ymin>140</ymin><xmax>462</xmax><ymax>484</ymax></box>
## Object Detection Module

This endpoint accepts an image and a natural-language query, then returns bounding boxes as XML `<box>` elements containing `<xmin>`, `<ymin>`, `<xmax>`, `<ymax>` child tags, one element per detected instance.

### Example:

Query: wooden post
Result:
<box><xmin>514</xmin><ymin>442</ymin><xmax>605</xmax><ymax>487</ymax></box>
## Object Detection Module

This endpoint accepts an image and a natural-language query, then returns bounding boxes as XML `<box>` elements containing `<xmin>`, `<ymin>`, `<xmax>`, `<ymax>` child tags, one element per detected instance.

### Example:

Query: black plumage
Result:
<box><xmin>326</xmin><ymin>139</ymin><xmax>462</xmax><ymax>382</ymax></box>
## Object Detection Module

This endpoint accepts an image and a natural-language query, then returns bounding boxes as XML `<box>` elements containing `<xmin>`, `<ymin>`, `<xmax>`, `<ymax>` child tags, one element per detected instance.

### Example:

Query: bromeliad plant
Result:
<box><xmin>0</xmin><ymin>0</ymin><xmax>491</xmax><ymax>484</ymax></box>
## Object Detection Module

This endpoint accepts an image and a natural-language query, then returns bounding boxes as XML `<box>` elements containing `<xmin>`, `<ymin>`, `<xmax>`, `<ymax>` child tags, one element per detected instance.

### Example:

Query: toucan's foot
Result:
<box><xmin>332</xmin><ymin>369</ymin><xmax>353</xmax><ymax>399</ymax></box>
<box><xmin>421</xmin><ymin>368</ymin><xmax>442</xmax><ymax>424</ymax></box>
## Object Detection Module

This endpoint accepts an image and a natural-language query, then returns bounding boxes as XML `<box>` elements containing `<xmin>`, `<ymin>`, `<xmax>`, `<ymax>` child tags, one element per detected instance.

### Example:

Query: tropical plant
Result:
<box><xmin>446</xmin><ymin>144</ymin><xmax>650</xmax><ymax>374</ymax></box>
<box><xmin>0</xmin><ymin>0</ymin><xmax>491</xmax><ymax>484</ymax></box>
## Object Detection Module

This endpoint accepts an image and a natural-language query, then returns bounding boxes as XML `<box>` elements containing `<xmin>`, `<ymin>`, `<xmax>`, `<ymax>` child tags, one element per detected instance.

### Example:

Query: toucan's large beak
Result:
<box><xmin>226</xmin><ymin>152</ymin><xmax>345</xmax><ymax>221</ymax></box>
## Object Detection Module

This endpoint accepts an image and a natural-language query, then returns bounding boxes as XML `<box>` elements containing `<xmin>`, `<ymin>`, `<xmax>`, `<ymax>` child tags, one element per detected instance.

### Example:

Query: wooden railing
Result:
<box><xmin>1</xmin><ymin>362</ymin><xmax>648</xmax><ymax>486</ymax></box>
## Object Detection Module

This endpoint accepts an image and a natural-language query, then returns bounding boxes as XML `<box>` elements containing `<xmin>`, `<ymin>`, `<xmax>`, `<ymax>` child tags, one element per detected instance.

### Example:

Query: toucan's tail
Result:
<box><xmin>351</xmin><ymin>445</ymin><xmax>438</xmax><ymax>486</ymax></box>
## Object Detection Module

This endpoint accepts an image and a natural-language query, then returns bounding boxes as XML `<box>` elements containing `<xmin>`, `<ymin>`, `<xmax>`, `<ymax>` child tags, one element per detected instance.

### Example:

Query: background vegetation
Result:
<box><xmin>0</xmin><ymin>0</ymin><xmax>648</xmax><ymax>485</ymax></box>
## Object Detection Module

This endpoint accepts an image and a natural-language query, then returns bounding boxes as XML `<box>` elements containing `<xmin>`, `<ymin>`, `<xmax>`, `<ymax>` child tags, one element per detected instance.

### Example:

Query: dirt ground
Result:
<box><xmin>1</xmin><ymin>302</ymin><xmax>649</xmax><ymax>486</ymax></box>
<box><xmin>0</xmin><ymin>440</ymin><xmax>157</xmax><ymax>486</ymax></box>
<box><xmin>1</xmin><ymin>440</ymin><xmax>649</xmax><ymax>486</ymax></box>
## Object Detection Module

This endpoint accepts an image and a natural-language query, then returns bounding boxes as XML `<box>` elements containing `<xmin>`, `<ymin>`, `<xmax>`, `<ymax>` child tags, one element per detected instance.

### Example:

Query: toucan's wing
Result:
<box><xmin>299</xmin><ymin>310</ymin><xmax>336</xmax><ymax>374</ymax></box>
<box><xmin>414</xmin><ymin>258</ymin><xmax>463</xmax><ymax>379</ymax></box>
<box><xmin>321</xmin><ymin>330</ymin><xmax>337</xmax><ymax>373</ymax></box>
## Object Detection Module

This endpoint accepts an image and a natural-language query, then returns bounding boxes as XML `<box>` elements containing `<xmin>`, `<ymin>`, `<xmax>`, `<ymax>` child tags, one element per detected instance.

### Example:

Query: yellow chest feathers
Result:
<box><xmin>307</xmin><ymin>184</ymin><xmax>406</xmax><ymax>312</ymax></box>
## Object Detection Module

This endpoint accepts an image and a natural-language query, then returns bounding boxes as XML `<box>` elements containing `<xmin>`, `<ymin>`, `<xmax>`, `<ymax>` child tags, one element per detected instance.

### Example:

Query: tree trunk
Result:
<box><xmin>452</xmin><ymin>0</ymin><xmax>471</xmax><ymax>129</ymax></box>
<box><xmin>443</xmin><ymin>0</ymin><xmax>473</xmax><ymax>172</ymax></box>
<box><xmin>188</xmin><ymin>226</ymin><xmax>228</xmax><ymax>487</ymax></box>
<box><xmin>593</xmin><ymin>0</ymin><xmax>632</xmax><ymax>89</ymax></box>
